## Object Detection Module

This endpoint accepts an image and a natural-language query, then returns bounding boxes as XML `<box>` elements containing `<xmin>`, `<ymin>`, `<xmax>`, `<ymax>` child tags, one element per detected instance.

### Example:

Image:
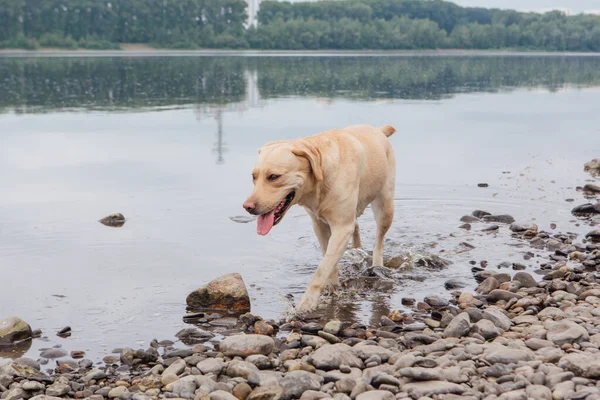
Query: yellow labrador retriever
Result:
<box><xmin>243</xmin><ymin>124</ymin><xmax>396</xmax><ymax>312</ymax></box>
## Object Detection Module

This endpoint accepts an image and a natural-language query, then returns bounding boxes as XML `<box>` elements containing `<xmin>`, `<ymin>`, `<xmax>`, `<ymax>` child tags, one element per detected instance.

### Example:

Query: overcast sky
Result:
<box><xmin>451</xmin><ymin>0</ymin><xmax>600</xmax><ymax>14</ymax></box>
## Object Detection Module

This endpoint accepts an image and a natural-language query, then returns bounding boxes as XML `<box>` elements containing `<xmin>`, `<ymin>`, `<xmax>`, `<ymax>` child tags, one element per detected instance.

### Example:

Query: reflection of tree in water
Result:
<box><xmin>1</xmin><ymin>56</ymin><xmax>600</xmax><ymax>115</ymax></box>
<box><xmin>193</xmin><ymin>70</ymin><xmax>261</xmax><ymax>164</ymax></box>
<box><xmin>213</xmin><ymin>110</ymin><xmax>227</xmax><ymax>165</ymax></box>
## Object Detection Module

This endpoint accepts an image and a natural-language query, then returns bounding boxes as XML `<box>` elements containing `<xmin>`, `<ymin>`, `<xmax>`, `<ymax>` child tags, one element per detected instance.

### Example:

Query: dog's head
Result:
<box><xmin>243</xmin><ymin>140</ymin><xmax>323</xmax><ymax>236</ymax></box>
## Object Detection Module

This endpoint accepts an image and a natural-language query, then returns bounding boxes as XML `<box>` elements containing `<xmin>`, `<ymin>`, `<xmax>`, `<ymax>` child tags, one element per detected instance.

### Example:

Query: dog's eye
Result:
<box><xmin>252</xmin><ymin>174</ymin><xmax>256</xmax><ymax>182</ymax></box>
<box><xmin>267</xmin><ymin>174</ymin><xmax>280</xmax><ymax>182</ymax></box>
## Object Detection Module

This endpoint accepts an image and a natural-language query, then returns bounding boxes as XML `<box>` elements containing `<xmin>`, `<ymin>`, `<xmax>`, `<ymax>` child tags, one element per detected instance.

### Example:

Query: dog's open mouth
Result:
<box><xmin>257</xmin><ymin>191</ymin><xmax>295</xmax><ymax>236</ymax></box>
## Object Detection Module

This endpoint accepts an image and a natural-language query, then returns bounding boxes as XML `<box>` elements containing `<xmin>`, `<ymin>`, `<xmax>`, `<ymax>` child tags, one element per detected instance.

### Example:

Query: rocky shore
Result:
<box><xmin>1</xmin><ymin>163</ymin><xmax>600</xmax><ymax>400</ymax></box>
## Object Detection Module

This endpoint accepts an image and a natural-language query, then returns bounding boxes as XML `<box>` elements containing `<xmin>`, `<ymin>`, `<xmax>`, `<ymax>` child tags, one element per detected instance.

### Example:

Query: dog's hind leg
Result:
<box><xmin>371</xmin><ymin>184</ymin><xmax>395</xmax><ymax>267</ymax></box>
<box><xmin>352</xmin><ymin>223</ymin><xmax>362</xmax><ymax>249</ymax></box>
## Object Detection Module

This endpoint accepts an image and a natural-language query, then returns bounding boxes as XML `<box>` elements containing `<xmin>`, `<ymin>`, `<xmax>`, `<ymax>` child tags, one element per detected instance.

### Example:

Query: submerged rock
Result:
<box><xmin>99</xmin><ymin>213</ymin><xmax>126</xmax><ymax>227</ymax></box>
<box><xmin>586</xmin><ymin>230</ymin><xmax>600</xmax><ymax>242</ymax></box>
<box><xmin>0</xmin><ymin>316</ymin><xmax>33</xmax><ymax>346</ymax></box>
<box><xmin>572</xmin><ymin>203</ymin><xmax>600</xmax><ymax>216</ymax></box>
<box><xmin>584</xmin><ymin>184</ymin><xmax>600</xmax><ymax>194</ymax></box>
<box><xmin>483</xmin><ymin>214</ymin><xmax>516</xmax><ymax>224</ymax></box>
<box><xmin>186</xmin><ymin>273</ymin><xmax>251</xmax><ymax>312</ymax></box>
<box><xmin>584</xmin><ymin>159</ymin><xmax>600</xmax><ymax>177</ymax></box>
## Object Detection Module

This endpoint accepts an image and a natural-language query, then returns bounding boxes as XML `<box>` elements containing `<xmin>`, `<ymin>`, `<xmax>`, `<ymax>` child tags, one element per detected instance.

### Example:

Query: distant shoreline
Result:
<box><xmin>2</xmin><ymin>48</ymin><xmax>600</xmax><ymax>58</ymax></box>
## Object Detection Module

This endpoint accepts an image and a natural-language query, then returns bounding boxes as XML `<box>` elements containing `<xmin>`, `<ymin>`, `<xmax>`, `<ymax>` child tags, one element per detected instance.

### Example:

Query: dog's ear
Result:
<box><xmin>292</xmin><ymin>143</ymin><xmax>323</xmax><ymax>182</ymax></box>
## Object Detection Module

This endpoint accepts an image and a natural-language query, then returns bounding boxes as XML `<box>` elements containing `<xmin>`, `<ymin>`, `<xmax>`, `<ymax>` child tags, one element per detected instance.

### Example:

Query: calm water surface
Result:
<box><xmin>0</xmin><ymin>54</ymin><xmax>599</xmax><ymax>360</ymax></box>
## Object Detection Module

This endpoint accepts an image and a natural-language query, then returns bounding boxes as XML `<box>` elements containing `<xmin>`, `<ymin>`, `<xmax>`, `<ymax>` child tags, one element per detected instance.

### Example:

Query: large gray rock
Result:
<box><xmin>484</xmin><ymin>347</ymin><xmax>534</xmax><ymax>364</ymax></box>
<box><xmin>166</xmin><ymin>376</ymin><xmax>197</xmax><ymax>399</ymax></box>
<box><xmin>226</xmin><ymin>360</ymin><xmax>259</xmax><ymax>379</ymax></box>
<box><xmin>546</xmin><ymin>320</ymin><xmax>589</xmax><ymax>345</ymax></box>
<box><xmin>45</xmin><ymin>383</ymin><xmax>70</xmax><ymax>397</ymax></box>
<box><xmin>482</xmin><ymin>307</ymin><xmax>512</xmax><ymax>331</ymax></box>
<box><xmin>558</xmin><ymin>353</ymin><xmax>600</xmax><ymax>379</ymax></box>
<box><xmin>186</xmin><ymin>273</ymin><xmax>251</xmax><ymax>312</ymax></box>
<box><xmin>162</xmin><ymin>358</ymin><xmax>186</xmax><ymax>377</ymax></box>
<box><xmin>220</xmin><ymin>334</ymin><xmax>274</xmax><ymax>357</ymax></box>
<box><xmin>351</xmin><ymin>344</ymin><xmax>394</xmax><ymax>362</ymax></box>
<box><xmin>309</xmin><ymin>344</ymin><xmax>363</xmax><ymax>370</ymax></box>
<box><xmin>473</xmin><ymin>319</ymin><xmax>503</xmax><ymax>340</ymax></box>
<box><xmin>280</xmin><ymin>371</ymin><xmax>323</xmax><ymax>399</ymax></box>
<box><xmin>512</xmin><ymin>272</ymin><xmax>537</xmax><ymax>288</ymax></box>
<box><xmin>0</xmin><ymin>317</ymin><xmax>32</xmax><ymax>345</ymax></box>
<box><xmin>443</xmin><ymin>313</ymin><xmax>471</xmax><ymax>338</ymax></box>
<box><xmin>197</xmin><ymin>358</ymin><xmax>225</xmax><ymax>375</ymax></box>
<box><xmin>537</xmin><ymin>307</ymin><xmax>566</xmax><ymax>320</ymax></box>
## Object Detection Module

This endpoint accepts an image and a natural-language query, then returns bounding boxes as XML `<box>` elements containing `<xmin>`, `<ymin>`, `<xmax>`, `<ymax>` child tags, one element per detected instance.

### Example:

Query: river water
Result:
<box><xmin>0</xmin><ymin>53</ymin><xmax>599</xmax><ymax>360</ymax></box>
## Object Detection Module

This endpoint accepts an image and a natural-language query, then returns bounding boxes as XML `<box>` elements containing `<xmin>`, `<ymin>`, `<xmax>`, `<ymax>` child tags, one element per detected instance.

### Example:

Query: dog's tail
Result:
<box><xmin>380</xmin><ymin>125</ymin><xmax>396</xmax><ymax>138</ymax></box>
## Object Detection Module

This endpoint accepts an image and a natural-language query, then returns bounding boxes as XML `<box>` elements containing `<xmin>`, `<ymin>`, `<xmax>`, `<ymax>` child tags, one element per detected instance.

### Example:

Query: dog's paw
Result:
<box><xmin>297</xmin><ymin>290</ymin><xmax>320</xmax><ymax>313</ymax></box>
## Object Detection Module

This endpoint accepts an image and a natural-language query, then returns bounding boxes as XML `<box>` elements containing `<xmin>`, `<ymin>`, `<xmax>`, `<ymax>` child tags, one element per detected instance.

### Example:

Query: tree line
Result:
<box><xmin>1</xmin><ymin>0</ymin><xmax>600</xmax><ymax>51</ymax></box>
<box><xmin>2</xmin><ymin>56</ymin><xmax>600</xmax><ymax>113</ymax></box>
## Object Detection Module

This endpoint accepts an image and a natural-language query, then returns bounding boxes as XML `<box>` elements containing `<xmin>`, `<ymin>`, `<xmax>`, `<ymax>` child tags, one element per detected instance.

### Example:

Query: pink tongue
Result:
<box><xmin>257</xmin><ymin>210</ymin><xmax>275</xmax><ymax>236</ymax></box>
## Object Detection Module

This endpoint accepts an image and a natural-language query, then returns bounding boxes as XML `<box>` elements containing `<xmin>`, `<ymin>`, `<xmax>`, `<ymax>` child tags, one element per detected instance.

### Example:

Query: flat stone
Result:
<box><xmin>39</xmin><ymin>349</ymin><xmax>67</xmax><ymax>359</ymax></box>
<box><xmin>484</xmin><ymin>347</ymin><xmax>534</xmax><ymax>364</ymax></box>
<box><xmin>487</xmin><ymin>290</ymin><xmax>523</xmax><ymax>302</ymax></box>
<box><xmin>226</xmin><ymin>360</ymin><xmax>259</xmax><ymax>379</ymax></box>
<box><xmin>197</xmin><ymin>358</ymin><xmax>225</xmax><ymax>375</ymax></box>
<box><xmin>403</xmin><ymin>381</ymin><xmax>465</xmax><ymax>397</ymax></box>
<box><xmin>309</xmin><ymin>343</ymin><xmax>363</xmax><ymax>370</ymax></box>
<box><xmin>108</xmin><ymin>386</ymin><xmax>128</xmax><ymax>398</ymax></box>
<box><xmin>351</xmin><ymin>344</ymin><xmax>394</xmax><ymax>362</ymax></box>
<box><xmin>398</xmin><ymin>367</ymin><xmax>442</xmax><ymax>380</ymax></box>
<box><xmin>546</xmin><ymin>320</ymin><xmax>589</xmax><ymax>345</ymax></box>
<box><xmin>483</xmin><ymin>215</ymin><xmax>515</xmax><ymax>224</ymax></box>
<box><xmin>536</xmin><ymin>347</ymin><xmax>563</xmax><ymax>363</ymax></box>
<box><xmin>537</xmin><ymin>307</ymin><xmax>566</xmax><ymax>320</ymax></box>
<box><xmin>22</xmin><ymin>381</ymin><xmax>45</xmax><ymax>391</ymax></box>
<box><xmin>220</xmin><ymin>335</ymin><xmax>275</xmax><ymax>357</ymax></box>
<box><xmin>525</xmin><ymin>338</ymin><xmax>555</xmax><ymax>350</ymax></box>
<box><xmin>558</xmin><ymin>353</ymin><xmax>600</xmax><ymax>379</ymax></box>
<box><xmin>46</xmin><ymin>383</ymin><xmax>70</xmax><ymax>397</ymax></box>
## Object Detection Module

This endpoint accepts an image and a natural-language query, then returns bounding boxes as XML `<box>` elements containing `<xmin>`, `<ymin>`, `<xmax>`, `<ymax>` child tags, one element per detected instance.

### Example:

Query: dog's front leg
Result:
<box><xmin>297</xmin><ymin>223</ymin><xmax>354</xmax><ymax>312</ymax></box>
